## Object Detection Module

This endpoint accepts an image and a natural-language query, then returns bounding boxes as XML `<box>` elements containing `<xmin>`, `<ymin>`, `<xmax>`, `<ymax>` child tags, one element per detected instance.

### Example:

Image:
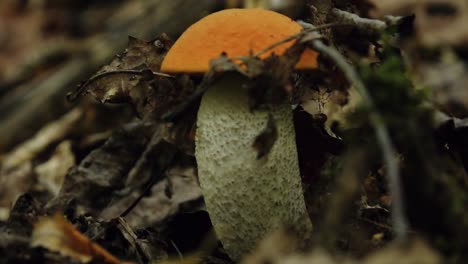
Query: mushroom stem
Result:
<box><xmin>195</xmin><ymin>73</ymin><xmax>312</xmax><ymax>260</ymax></box>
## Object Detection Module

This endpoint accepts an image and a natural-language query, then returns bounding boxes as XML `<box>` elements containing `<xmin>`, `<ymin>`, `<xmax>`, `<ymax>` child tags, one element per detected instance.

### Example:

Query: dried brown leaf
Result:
<box><xmin>252</xmin><ymin>114</ymin><xmax>278</xmax><ymax>159</ymax></box>
<box><xmin>34</xmin><ymin>140</ymin><xmax>76</xmax><ymax>196</ymax></box>
<box><xmin>45</xmin><ymin>122</ymin><xmax>154</xmax><ymax>215</ymax></box>
<box><xmin>31</xmin><ymin>214</ymin><xmax>126</xmax><ymax>264</ymax></box>
<box><xmin>0</xmin><ymin>163</ymin><xmax>34</xmax><ymax>221</ymax></box>
<box><xmin>247</xmin><ymin>55</ymin><xmax>292</xmax><ymax>110</ymax></box>
<box><xmin>0</xmin><ymin>108</ymin><xmax>82</xmax><ymax>171</ymax></box>
<box><xmin>68</xmin><ymin>35</ymin><xmax>195</xmax><ymax>118</ymax></box>
<box><xmin>100</xmin><ymin>35</ymin><xmax>172</xmax><ymax>74</ymax></box>
<box><xmin>100</xmin><ymin>166</ymin><xmax>202</xmax><ymax>227</ymax></box>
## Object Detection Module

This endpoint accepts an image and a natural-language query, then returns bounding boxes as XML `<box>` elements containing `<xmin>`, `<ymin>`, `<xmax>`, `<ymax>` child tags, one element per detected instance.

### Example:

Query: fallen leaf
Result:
<box><xmin>68</xmin><ymin>35</ymin><xmax>195</xmax><ymax>119</ymax></box>
<box><xmin>100</xmin><ymin>35</ymin><xmax>172</xmax><ymax>74</ymax></box>
<box><xmin>0</xmin><ymin>108</ymin><xmax>82</xmax><ymax>171</ymax></box>
<box><xmin>45</xmin><ymin>121</ymin><xmax>153</xmax><ymax>215</ymax></box>
<box><xmin>0</xmin><ymin>162</ymin><xmax>33</xmax><ymax>220</ymax></box>
<box><xmin>4</xmin><ymin>193</ymin><xmax>40</xmax><ymax>237</ymax></box>
<box><xmin>101</xmin><ymin>166</ymin><xmax>202</xmax><ymax>228</ymax></box>
<box><xmin>34</xmin><ymin>140</ymin><xmax>76</xmax><ymax>196</ymax></box>
<box><xmin>252</xmin><ymin>114</ymin><xmax>278</xmax><ymax>159</ymax></box>
<box><xmin>31</xmin><ymin>214</ymin><xmax>126</xmax><ymax>264</ymax></box>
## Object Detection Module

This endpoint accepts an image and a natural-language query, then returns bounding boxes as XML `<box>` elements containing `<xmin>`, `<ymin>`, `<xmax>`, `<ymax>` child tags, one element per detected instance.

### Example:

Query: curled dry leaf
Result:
<box><xmin>69</xmin><ymin>35</ymin><xmax>195</xmax><ymax>119</ymax></box>
<box><xmin>100</xmin><ymin>35</ymin><xmax>172</xmax><ymax>74</ymax></box>
<box><xmin>31</xmin><ymin>214</ymin><xmax>126</xmax><ymax>264</ymax></box>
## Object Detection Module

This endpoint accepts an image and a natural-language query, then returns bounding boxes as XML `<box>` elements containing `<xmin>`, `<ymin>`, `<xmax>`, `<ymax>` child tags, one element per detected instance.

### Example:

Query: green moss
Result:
<box><xmin>335</xmin><ymin>45</ymin><xmax>468</xmax><ymax>259</ymax></box>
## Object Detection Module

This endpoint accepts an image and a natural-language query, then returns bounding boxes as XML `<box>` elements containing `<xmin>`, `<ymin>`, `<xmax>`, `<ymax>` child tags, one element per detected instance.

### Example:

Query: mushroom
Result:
<box><xmin>161</xmin><ymin>8</ymin><xmax>317</xmax><ymax>260</ymax></box>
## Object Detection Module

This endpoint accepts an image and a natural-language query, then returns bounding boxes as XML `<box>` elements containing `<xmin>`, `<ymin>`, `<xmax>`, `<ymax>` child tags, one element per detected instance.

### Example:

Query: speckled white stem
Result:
<box><xmin>195</xmin><ymin>73</ymin><xmax>312</xmax><ymax>260</ymax></box>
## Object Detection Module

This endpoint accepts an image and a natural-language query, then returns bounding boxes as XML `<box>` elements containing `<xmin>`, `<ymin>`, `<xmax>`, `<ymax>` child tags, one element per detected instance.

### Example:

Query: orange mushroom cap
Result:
<box><xmin>160</xmin><ymin>8</ymin><xmax>318</xmax><ymax>74</ymax></box>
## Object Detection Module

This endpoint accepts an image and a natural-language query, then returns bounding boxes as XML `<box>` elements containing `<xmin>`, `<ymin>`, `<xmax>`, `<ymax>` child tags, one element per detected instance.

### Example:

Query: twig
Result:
<box><xmin>161</xmin><ymin>72</ymin><xmax>214</xmax><ymax>122</ymax></box>
<box><xmin>254</xmin><ymin>22</ymin><xmax>342</xmax><ymax>57</ymax></box>
<box><xmin>120</xmin><ymin>127</ymin><xmax>177</xmax><ymax>218</ymax></box>
<box><xmin>331</xmin><ymin>8</ymin><xmax>386</xmax><ymax>35</ymax></box>
<box><xmin>359</xmin><ymin>217</ymin><xmax>394</xmax><ymax>231</ymax></box>
<box><xmin>67</xmin><ymin>69</ymin><xmax>174</xmax><ymax>102</ymax></box>
<box><xmin>116</xmin><ymin>217</ymin><xmax>147</xmax><ymax>264</ymax></box>
<box><xmin>330</xmin><ymin>8</ymin><xmax>405</xmax><ymax>36</ymax></box>
<box><xmin>310</xmin><ymin>40</ymin><xmax>409</xmax><ymax>240</ymax></box>
<box><xmin>162</xmin><ymin>23</ymin><xmax>345</xmax><ymax>122</ymax></box>
<box><xmin>170</xmin><ymin>240</ymin><xmax>184</xmax><ymax>261</ymax></box>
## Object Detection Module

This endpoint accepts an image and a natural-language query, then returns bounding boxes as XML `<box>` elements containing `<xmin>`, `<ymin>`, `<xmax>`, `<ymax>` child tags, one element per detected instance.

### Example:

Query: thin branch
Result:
<box><xmin>311</xmin><ymin>40</ymin><xmax>409</xmax><ymax>240</ymax></box>
<box><xmin>67</xmin><ymin>69</ymin><xmax>174</xmax><ymax>102</ymax></box>
<box><xmin>254</xmin><ymin>22</ymin><xmax>343</xmax><ymax>57</ymax></box>
<box><xmin>161</xmin><ymin>71</ymin><xmax>214</xmax><ymax>122</ymax></box>
<box><xmin>331</xmin><ymin>8</ymin><xmax>386</xmax><ymax>34</ymax></box>
<box><xmin>161</xmin><ymin>23</ymin><xmax>347</xmax><ymax>122</ymax></box>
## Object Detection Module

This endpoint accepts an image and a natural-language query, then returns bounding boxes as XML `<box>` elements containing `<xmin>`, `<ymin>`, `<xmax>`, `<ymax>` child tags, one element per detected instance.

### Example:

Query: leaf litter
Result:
<box><xmin>1</xmin><ymin>1</ymin><xmax>468</xmax><ymax>264</ymax></box>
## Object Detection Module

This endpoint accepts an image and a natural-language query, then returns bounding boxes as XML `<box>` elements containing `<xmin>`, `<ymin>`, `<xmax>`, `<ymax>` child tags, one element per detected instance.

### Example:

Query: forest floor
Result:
<box><xmin>0</xmin><ymin>1</ymin><xmax>467</xmax><ymax>263</ymax></box>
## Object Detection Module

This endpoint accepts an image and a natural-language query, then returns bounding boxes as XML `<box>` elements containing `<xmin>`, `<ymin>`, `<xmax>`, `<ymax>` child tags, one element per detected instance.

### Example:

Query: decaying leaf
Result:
<box><xmin>0</xmin><ymin>108</ymin><xmax>82</xmax><ymax>171</ymax></box>
<box><xmin>247</xmin><ymin>55</ymin><xmax>292</xmax><ymax>110</ymax></box>
<box><xmin>0</xmin><ymin>162</ymin><xmax>33</xmax><ymax>221</ymax></box>
<box><xmin>100</xmin><ymin>35</ymin><xmax>172</xmax><ymax>74</ymax></box>
<box><xmin>45</xmin><ymin>121</ymin><xmax>153</xmax><ymax>215</ymax></box>
<box><xmin>164</xmin><ymin>117</ymin><xmax>197</xmax><ymax>156</ymax></box>
<box><xmin>252</xmin><ymin>114</ymin><xmax>278</xmax><ymax>159</ymax></box>
<box><xmin>31</xmin><ymin>214</ymin><xmax>126</xmax><ymax>264</ymax></box>
<box><xmin>34</xmin><ymin>140</ymin><xmax>76</xmax><ymax>196</ymax></box>
<box><xmin>248</xmin><ymin>39</ymin><xmax>308</xmax><ymax>110</ymax></box>
<box><xmin>115</xmin><ymin>217</ymin><xmax>168</xmax><ymax>263</ymax></box>
<box><xmin>4</xmin><ymin>193</ymin><xmax>41</xmax><ymax>237</ymax></box>
<box><xmin>2</xmin><ymin>2</ymin><xmax>467</xmax><ymax>263</ymax></box>
<box><xmin>69</xmin><ymin>35</ymin><xmax>197</xmax><ymax>119</ymax></box>
<box><xmin>100</xmin><ymin>166</ymin><xmax>202</xmax><ymax>228</ymax></box>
